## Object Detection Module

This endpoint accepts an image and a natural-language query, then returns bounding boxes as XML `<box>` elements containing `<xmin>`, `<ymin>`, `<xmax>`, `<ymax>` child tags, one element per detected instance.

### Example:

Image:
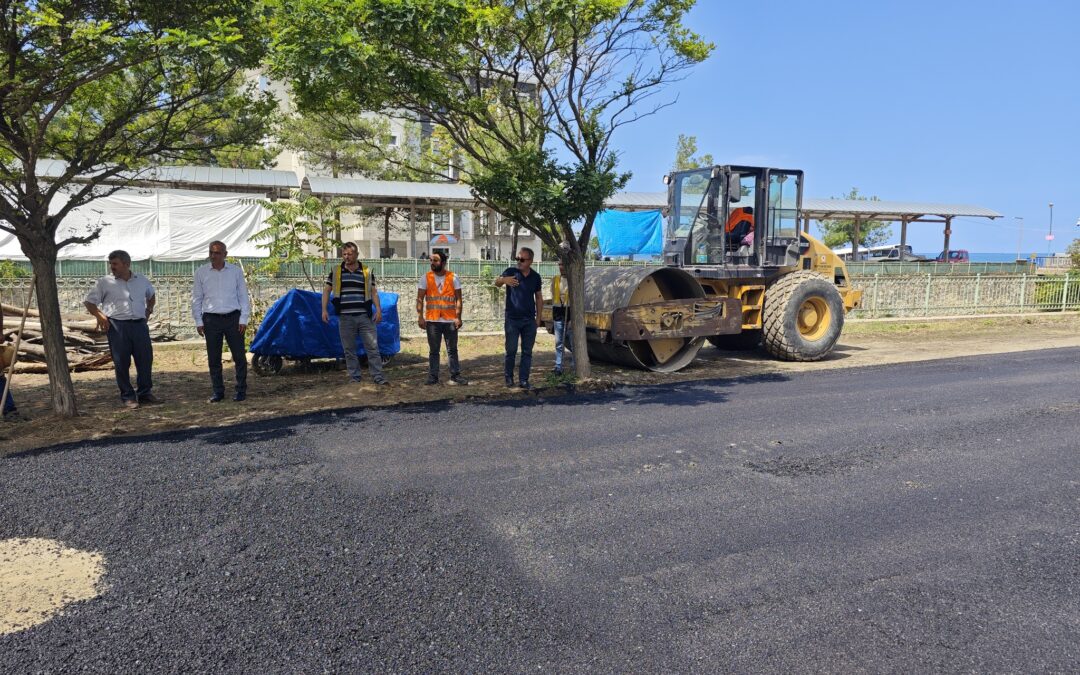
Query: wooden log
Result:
<box><xmin>8</xmin><ymin>318</ymin><xmax>104</xmax><ymax>335</ymax></box>
<box><xmin>1</xmin><ymin>302</ymin><xmax>40</xmax><ymax>318</ymax></box>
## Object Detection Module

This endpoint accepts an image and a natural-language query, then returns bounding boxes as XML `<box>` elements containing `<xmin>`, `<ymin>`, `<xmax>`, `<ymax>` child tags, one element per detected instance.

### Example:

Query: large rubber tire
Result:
<box><xmin>762</xmin><ymin>271</ymin><xmax>844</xmax><ymax>361</ymax></box>
<box><xmin>707</xmin><ymin>329</ymin><xmax>763</xmax><ymax>351</ymax></box>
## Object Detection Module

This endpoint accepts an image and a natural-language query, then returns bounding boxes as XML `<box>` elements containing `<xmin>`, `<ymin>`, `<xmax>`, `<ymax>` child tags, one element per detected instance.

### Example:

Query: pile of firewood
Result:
<box><xmin>2</xmin><ymin>302</ymin><xmax>113</xmax><ymax>373</ymax></box>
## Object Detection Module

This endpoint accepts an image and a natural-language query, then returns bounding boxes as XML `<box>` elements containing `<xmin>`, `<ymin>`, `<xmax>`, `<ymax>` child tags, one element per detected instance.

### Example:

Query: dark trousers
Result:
<box><xmin>426</xmin><ymin>322</ymin><xmax>460</xmax><ymax>379</ymax></box>
<box><xmin>107</xmin><ymin>318</ymin><xmax>153</xmax><ymax>402</ymax></box>
<box><xmin>203</xmin><ymin>311</ymin><xmax>247</xmax><ymax>396</ymax></box>
<box><xmin>504</xmin><ymin>316</ymin><xmax>538</xmax><ymax>384</ymax></box>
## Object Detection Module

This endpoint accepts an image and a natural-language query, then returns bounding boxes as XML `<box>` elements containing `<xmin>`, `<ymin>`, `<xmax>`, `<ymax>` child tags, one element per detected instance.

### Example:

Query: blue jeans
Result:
<box><xmin>106</xmin><ymin>318</ymin><xmax>153</xmax><ymax>402</ymax></box>
<box><xmin>553</xmin><ymin>319</ymin><xmax>572</xmax><ymax>370</ymax></box>
<box><xmin>338</xmin><ymin>312</ymin><xmax>384</xmax><ymax>382</ymax></box>
<box><xmin>0</xmin><ymin>374</ymin><xmax>15</xmax><ymax>414</ymax></box>
<box><xmin>504</xmin><ymin>316</ymin><xmax>538</xmax><ymax>384</ymax></box>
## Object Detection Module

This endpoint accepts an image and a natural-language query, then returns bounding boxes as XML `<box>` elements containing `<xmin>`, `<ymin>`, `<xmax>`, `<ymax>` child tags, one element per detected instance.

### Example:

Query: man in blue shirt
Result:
<box><xmin>495</xmin><ymin>247</ymin><xmax>544</xmax><ymax>389</ymax></box>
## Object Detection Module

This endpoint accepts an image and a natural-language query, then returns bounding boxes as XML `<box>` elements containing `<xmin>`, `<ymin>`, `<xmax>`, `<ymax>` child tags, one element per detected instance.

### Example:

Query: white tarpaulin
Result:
<box><xmin>0</xmin><ymin>188</ymin><xmax>269</xmax><ymax>260</ymax></box>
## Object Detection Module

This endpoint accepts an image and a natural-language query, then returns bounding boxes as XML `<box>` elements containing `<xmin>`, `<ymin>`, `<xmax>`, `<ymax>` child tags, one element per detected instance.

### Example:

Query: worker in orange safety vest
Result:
<box><xmin>416</xmin><ymin>251</ymin><xmax>468</xmax><ymax>386</ymax></box>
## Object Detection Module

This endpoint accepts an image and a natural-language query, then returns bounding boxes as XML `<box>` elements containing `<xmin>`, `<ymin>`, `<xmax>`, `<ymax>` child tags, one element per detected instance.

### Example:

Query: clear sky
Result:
<box><xmin>615</xmin><ymin>0</ymin><xmax>1080</xmax><ymax>255</ymax></box>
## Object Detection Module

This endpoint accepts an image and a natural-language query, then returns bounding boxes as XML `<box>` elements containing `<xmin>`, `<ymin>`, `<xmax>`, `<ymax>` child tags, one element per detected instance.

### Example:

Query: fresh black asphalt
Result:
<box><xmin>2</xmin><ymin>347</ymin><xmax>1078</xmax><ymax>672</ymax></box>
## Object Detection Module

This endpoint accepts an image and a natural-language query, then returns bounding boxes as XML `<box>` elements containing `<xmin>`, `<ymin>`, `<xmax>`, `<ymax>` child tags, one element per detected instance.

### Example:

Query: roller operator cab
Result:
<box><xmin>543</xmin><ymin>165</ymin><xmax>861</xmax><ymax>372</ymax></box>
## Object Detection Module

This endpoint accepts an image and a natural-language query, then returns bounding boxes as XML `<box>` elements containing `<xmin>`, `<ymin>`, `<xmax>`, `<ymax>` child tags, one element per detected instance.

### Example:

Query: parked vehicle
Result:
<box><xmin>832</xmin><ymin>244</ymin><xmax>924</xmax><ymax>262</ymax></box>
<box><xmin>935</xmin><ymin>249</ymin><xmax>970</xmax><ymax>263</ymax></box>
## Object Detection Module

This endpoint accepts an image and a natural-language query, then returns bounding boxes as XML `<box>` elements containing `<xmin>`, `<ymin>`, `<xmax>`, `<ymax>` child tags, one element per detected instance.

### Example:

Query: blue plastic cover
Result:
<box><xmin>595</xmin><ymin>209</ymin><xmax>664</xmax><ymax>257</ymax></box>
<box><xmin>249</xmin><ymin>289</ymin><xmax>400</xmax><ymax>358</ymax></box>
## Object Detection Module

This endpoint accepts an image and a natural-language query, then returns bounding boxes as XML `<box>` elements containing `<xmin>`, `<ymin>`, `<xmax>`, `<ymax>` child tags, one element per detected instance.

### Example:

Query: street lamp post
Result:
<box><xmin>1015</xmin><ymin>216</ymin><xmax>1024</xmax><ymax>260</ymax></box>
<box><xmin>1047</xmin><ymin>202</ymin><xmax>1054</xmax><ymax>256</ymax></box>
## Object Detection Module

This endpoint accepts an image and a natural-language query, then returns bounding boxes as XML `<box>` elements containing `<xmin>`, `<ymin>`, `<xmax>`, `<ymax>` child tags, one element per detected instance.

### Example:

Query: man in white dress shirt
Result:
<box><xmin>192</xmin><ymin>241</ymin><xmax>251</xmax><ymax>403</ymax></box>
<box><xmin>84</xmin><ymin>249</ymin><xmax>158</xmax><ymax>409</ymax></box>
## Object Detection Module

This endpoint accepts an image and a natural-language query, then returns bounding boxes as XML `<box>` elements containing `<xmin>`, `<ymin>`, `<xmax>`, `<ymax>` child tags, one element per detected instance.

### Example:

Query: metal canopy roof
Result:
<box><xmin>304</xmin><ymin>176</ymin><xmax>477</xmax><ymax>208</ymax></box>
<box><xmin>303</xmin><ymin>176</ymin><xmax>670</xmax><ymax>211</ymax></box>
<box><xmin>29</xmin><ymin>161</ymin><xmax>1003</xmax><ymax>222</ymax></box>
<box><xmin>33</xmin><ymin>159</ymin><xmax>299</xmax><ymax>196</ymax></box>
<box><xmin>801</xmin><ymin>198</ymin><xmax>1001</xmax><ymax>222</ymax></box>
<box><xmin>604</xmin><ymin>191</ymin><xmax>667</xmax><ymax>210</ymax></box>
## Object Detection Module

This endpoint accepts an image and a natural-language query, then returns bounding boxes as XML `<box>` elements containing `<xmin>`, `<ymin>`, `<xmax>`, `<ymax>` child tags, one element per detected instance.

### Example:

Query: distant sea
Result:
<box><xmin>916</xmin><ymin>252</ymin><xmax>1045</xmax><ymax>262</ymax></box>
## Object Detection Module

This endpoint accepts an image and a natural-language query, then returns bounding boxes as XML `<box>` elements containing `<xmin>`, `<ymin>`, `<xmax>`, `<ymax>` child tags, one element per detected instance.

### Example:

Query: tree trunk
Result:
<box><xmin>562</xmin><ymin>248</ymin><xmax>591</xmax><ymax>379</ymax></box>
<box><xmin>511</xmin><ymin>222</ymin><xmax>519</xmax><ymax>259</ymax></box>
<box><xmin>383</xmin><ymin>208</ymin><xmax>391</xmax><ymax>256</ymax></box>
<box><xmin>26</xmin><ymin>244</ymin><xmax>79</xmax><ymax>416</ymax></box>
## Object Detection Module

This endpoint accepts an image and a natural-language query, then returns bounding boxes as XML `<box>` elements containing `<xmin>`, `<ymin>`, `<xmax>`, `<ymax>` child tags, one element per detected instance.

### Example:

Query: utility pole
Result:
<box><xmin>1047</xmin><ymin>202</ymin><xmax>1054</xmax><ymax>256</ymax></box>
<box><xmin>1015</xmin><ymin>216</ymin><xmax>1024</xmax><ymax>260</ymax></box>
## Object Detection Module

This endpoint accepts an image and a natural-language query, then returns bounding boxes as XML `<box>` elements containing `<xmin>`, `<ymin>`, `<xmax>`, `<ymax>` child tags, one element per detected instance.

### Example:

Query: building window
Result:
<box><xmin>388</xmin><ymin>134</ymin><xmax>399</xmax><ymax>147</ymax></box>
<box><xmin>431</xmin><ymin>209</ymin><xmax>453</xmax><ymax>234</ymax></box>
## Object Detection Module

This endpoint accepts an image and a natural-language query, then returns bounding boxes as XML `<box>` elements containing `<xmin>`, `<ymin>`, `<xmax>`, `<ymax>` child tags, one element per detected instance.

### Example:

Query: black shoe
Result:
<box><xmin>552</xmin><ymin>367</ymin><xmax>563</xmax><ymax>376</ymax></box>
<box><xmin>449</xmin><ymin>375</ymin><xmax>469</xmax><ymax>386</ymax></box>
<box><xmin>505</xmin><ymin>379</ymin><xmax>515</xmax><ymax>388</ymax></box>
<box><xmin>374</xmin><ymin>379</ymin><xmax>390</xmax><ymax>386</ymax></box>
<box><xmin>425</xmin><ymin>376</ymin><xmax>439</xmax><ymax>386</ymax></box>
<box><xmin>233</xmin><ymin>392</ymin><xmax>246</xmax><ymax>402</ymax></box>
<box><xmin>519</xmin><ymin>381</ymin><xmax>531</xmax><ymax>391</ymax></box>
<box><xmin>139</xmin><ymin>393</ymin><xmax>161</xmax><ymax>404</ymax></box>
<box><xmin>208</xmin><ymin>394</ymin><xmax>225</xmax><ymax>403</ymax></box>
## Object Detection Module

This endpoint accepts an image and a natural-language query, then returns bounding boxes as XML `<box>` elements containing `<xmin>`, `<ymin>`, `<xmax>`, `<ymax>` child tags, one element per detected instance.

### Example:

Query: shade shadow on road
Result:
<box><xmin>477</xmin><ymin>372</ymin><xmax>791</xmax><ymax>411</ymax></box>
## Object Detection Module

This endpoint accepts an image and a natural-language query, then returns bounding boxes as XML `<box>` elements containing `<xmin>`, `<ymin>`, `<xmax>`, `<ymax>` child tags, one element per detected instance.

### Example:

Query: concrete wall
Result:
<box><xmin>3</xmin><ymin>272</ymin><xmax>1077</xmax><ymax>341</ymax></box>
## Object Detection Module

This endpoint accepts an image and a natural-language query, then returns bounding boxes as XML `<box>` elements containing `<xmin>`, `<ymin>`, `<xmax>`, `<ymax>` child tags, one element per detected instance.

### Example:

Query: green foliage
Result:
<box><xmin>1033</xmin><ymin>271</ymin><xmax>1080</xmax><ymax>311</ymax></box>
<box><xmin>279</xmin><ymin>112</ymin><xmax>398</xmax><ymax>179</ymax></box>
<box><xmin>247</xmin><ymin>191</ymin><xmax>350</xmax><ymax>291</ymax></box>
<box><xmin>266</xmin><ymin>0</ymin><xmax>712</xmax><ymax>255</ymax></box>
<box><xmin>0</xmin><ymin>260</ymin><xmax>31</xmax><ymax>280</ymax></box>
<box><xmin>588</xmin><ymin>236</ymin><xmax>602</xmax><ymax>261</ymax></box>
<box><xmin>816</xmin><ymin>188</ymin><xmax>892</xmax><ymax>251</ymax></box>
<box><xmin>673</xmin><ymin>134</ymin><xmax>713</xmax><ymax>171</ymax></box>
<box><xmin>1067</xmin><ymin>238</ymin><xmax>1080</xmax><ymax>269</ymax></box>
<box><xmin>0</xmin><ymin>0</ymin><xmax>275</xmax><ymax>244</ymax></box>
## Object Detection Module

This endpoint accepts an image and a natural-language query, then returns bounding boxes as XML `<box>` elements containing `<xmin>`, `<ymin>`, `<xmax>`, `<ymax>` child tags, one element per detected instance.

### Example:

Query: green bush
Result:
<box><xmin>1033</xmin><ymin>272</ymin><xmax>1080</xmax><ymax>311</ymax></box>
<box><xmin>0</xmin><ymin>259</ymin><xmax>31</xmax><ymax>280</ymax></box>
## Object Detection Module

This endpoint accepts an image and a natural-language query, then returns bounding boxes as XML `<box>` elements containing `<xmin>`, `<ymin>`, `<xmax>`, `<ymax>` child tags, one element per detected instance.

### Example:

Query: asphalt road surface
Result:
<box><xmin>2</xmin><ymin>347</ymin><xmax>1078</xmax><ymax>673</ymax></box>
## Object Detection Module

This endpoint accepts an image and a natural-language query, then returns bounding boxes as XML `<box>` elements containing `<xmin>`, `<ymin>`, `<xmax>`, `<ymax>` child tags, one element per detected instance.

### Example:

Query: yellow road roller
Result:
<box><xmin>545</xmin><ymin>165</ymin><xmax>862</xmax><ymax>372</ymax></box>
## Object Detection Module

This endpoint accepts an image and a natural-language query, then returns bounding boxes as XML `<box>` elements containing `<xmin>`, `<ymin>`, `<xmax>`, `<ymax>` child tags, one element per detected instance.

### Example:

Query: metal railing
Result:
<box><xmin>848</xmin><ymin>272</ymin><xmax>1080</xmax><ymax>318</ymax></box>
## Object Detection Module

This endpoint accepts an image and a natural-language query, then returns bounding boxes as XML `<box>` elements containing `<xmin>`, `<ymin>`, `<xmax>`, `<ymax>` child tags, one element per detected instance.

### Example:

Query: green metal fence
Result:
<box><xmin>844</xmin><ymin>261</ymin><xmax>1036</xmax><ymax>275</ymax></box>
<box><xmin>13</xmin><ymin>257</ymin><xmax>663</xmax><ymax>279</ymax></box>
<box><xmin>848</xmin><ymin>272</ymin><xmax>1080</xmax><ymax>318</ymax></box>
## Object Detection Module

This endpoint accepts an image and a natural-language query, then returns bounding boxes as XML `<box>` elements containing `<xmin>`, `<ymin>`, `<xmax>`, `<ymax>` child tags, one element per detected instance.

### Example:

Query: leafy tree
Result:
<box><xmin>0</xmin><ymin>1</ymin><xmax>272</xmax><ymax>416</ymax></box>
<box><xmin>816</xmin><ymin>188</ymin><xmax>892</xmax><ymax>256</ymax></box>
<box><xmin>279</xmin><ymin>112</ymin><xmax>441</xmax><ymax>255</ymax></box>
<box><xmin>186</xmin><ymin>75</ymin><xmax>281</xmax><ymax>169</ymax></box>
<box><xmin>268</xmin><ymin>0</ymin><xmax>712</xmax><ymax>378</ymax></box>
<box><xmin>1067</xmin><ymin>238</ymin><xmax>1080</xmax><ymax>270</ymax></box>
<box><xmin>247</xmin><ymin>191</ymin><xmax>349</xmax><ymax>291</ymax></box>
<box><xmin>673</xmin><ymin>134</ymin><xmax>713</xmax><ymax>171</ymax></box>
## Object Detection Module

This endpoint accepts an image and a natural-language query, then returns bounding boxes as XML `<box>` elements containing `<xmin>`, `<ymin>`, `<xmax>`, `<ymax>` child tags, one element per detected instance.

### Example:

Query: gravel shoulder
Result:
<box><xmin>2</xmin><ymin>313</ymin><xmax>1078</xmax><ymax>455</ymax></box>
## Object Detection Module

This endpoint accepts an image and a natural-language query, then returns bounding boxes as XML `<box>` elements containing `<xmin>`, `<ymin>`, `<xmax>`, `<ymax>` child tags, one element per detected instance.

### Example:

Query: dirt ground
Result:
<box><xmin>2</xmin><ymin>314</ymin><xmax>1078</xmax><ymax>455</ymax></box>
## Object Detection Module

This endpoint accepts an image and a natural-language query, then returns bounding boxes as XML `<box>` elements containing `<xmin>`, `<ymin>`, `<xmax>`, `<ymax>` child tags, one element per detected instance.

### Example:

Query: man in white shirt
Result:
<box><xmin>84</xmin><ymin>249</ymin><xmax>157</xmax><ymax>409</ymax></box>
<box><xmin>192</xmin><ymin>241</ymin><xmax>251</xmax><ymax>403</ymax></box>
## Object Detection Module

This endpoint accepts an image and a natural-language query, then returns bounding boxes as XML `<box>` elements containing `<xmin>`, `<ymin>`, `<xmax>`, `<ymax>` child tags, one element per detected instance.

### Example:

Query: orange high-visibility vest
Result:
<box><xmin>424</xmin><ymin>270</ymin><xmax>458</xmax><ymax>321</ymax></box>
<box><xmin>726</xmin><ymin>207</ymin><xmax>754</xmax><ymax>233</ymax></box>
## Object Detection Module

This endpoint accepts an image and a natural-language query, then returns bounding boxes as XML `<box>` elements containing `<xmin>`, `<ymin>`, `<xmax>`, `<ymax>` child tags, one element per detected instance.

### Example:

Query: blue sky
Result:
<box><xmin>614</xmin><ymin>0</ymin><xmax>1080</xmax><ymax>255</ymax></box>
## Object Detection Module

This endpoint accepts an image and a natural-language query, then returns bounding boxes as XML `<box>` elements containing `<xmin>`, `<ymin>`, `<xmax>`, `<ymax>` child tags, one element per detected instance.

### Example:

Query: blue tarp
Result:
<box><xmin>595</xmin><ymin>209</ymin><xmax>664</xmax><ymax>257</ymax></box>
<box><xmin>249</xmin><ymin>289</ymin><xmax>401</xmax><ymax>358</ymax></box>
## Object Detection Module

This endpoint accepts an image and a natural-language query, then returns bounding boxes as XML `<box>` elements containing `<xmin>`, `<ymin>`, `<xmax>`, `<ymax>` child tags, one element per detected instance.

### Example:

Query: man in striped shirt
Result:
<box><xmin>321</xmin><ymin>242</ymin><xmax>388</xmax><ymax>385</ymax></box>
